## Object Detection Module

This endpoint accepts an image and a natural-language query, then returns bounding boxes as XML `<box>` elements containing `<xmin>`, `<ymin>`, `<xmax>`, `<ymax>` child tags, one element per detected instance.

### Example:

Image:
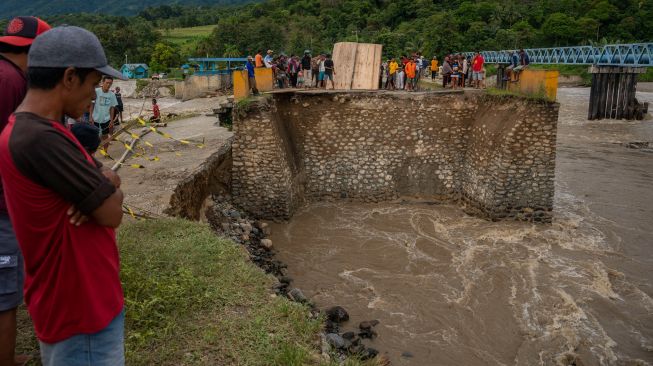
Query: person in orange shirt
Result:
<box><xmin>405</xmin><ymin>58</ymin><xmax>417</xmax><ymax>91</ymax></box>
<box><xmin>255</xmin><ymin>50</ymin><xmax>263</xmax><ymax>68</ymax></box>
<box><xmin>430</xmin><ymin>56</ymin><xmax>438</xmax><ymax>80</ymax></box>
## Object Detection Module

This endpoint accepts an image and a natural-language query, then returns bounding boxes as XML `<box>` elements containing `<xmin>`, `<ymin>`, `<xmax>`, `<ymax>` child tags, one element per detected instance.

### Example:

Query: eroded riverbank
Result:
<box><xmin>269</xmin><ymin>87</ymin><xmax>653</xmax><ymax>365</ymax></box>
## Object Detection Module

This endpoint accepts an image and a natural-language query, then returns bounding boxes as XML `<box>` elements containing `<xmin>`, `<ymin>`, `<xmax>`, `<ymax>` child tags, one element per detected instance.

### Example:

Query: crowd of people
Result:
<box><xmin>242</xmin><ymin>49</ymin><xmax>513</xmax><ymax>93</ymax></box>
<box><xmin>378</xmin><ymin>49</ymin><xmax>531</xmax><ymax>91</ymax></box>
<box><xmin>246</xmin><ymin>49</ymin><xmax>336</xmax><ymax>93</ymax></box>
<box><xmin>379</xmin><ymin>51</ymin><xmax>487</xmax><ymax>91</ymax></box>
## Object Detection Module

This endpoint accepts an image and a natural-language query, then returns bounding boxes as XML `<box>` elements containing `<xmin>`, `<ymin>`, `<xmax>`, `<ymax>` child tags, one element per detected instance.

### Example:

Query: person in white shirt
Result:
<box><xmin>264</xmin><ymin>50</ymin><xmax>274</xmax><ymax>68</ymax></box>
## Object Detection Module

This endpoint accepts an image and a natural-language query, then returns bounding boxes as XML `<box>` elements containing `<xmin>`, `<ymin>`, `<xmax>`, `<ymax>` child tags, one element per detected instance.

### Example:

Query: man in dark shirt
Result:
<box><xmin>301</xmin><ymin>51</ymin><xmax>312</xmax><ymax>88</ymax></box>
<box><xmin>114</xmin><ymin>86</ymin><xmax>123</xmax><ymax>125</ymax></box>
<box><xmin>0</xmin><ymin>25</ymin><xmax>126</xmax><ymax>365</ymax></box>
<box><xmin>246</xmin><ymin>56</ymin><xmax>259</xmax><ymax>95</ymax></box>
<box><xmin>0</xmin><ymin>16</ymin><xmax>50</xmax><ymax>366</ymax></box>
<box><xmin>323</xmin><ymin>53</ymin><xmax>336</xmax><ymax>90</ymax></box>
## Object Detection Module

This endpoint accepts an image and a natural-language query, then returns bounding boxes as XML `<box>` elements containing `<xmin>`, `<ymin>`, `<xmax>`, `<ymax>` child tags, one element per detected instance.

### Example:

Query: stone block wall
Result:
<box><xmin>177</xmin><ymin>74</ymin><xmax>232</xmax><ymax>101</ymax></box>
<box><xmin>231</xmin><ymin>90</ymin><xmax>558</xmax><ymax>222</ymax></box>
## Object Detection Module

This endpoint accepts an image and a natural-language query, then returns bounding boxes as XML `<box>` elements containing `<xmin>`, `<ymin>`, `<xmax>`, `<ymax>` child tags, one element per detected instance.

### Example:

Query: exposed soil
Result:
<box><xmin>106</xmin><ymin>97</ymin><xmax>233</xmax><ymax>218</ymax></box>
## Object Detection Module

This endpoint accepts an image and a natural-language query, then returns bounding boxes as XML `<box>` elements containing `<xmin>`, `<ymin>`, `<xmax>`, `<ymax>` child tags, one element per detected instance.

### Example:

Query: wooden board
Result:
<box><xmin>332</xmin><ymin>42</ymin><xmax>383</xmax><ymax>90</ymax></box>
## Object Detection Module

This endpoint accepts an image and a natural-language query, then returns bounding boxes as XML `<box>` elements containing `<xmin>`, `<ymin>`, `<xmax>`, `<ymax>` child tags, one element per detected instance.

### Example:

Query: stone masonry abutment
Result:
<box><xmin>230</xmin><ymin>90</ymin><xmax>559</xmax><ymax>222</ymax></box>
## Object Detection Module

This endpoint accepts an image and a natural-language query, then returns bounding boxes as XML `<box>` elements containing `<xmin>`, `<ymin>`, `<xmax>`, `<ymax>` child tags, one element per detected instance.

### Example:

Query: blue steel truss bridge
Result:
<box><xmin>463</xmin><ymin>43</ymin><xmax>653</xmax><ymax>67</ymax></box>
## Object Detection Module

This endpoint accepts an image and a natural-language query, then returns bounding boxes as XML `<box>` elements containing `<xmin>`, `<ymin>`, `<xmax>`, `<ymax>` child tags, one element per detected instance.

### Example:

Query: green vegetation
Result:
<box><xmin>639</xmin><ymin>68</ymin><xmax>653</xmax><ymax>82</ymax></box>
<box><xmin>162</xmin><ymin>24</ymin><xmax>218</xmax><ymax>45</ymax></box>
<box><xmin>135</xmin><ymin>79</ymin><xmax>150</xmax><ymax>94</ymax></box>
<box><xmin>1</xmin><ymin>0</ymin><xmax>649</xmax><ymax>77</ymax></box>
<box><xmin>486</xmin><ymin>87</ymin><xmax>551</xmax><ymax>102</ymax></box>
<box><xmin>16</xmin><ymin>219</ymin><xmax>324</xmax><ymax>366</ymax></box>
<box><xmin>161</xmin><ymin>24</ymin><xmax>218</xmax><ymax>55</ymax></box>
<box><xmin>0</xmin><ymin>0</ymin><xmax>255</xmax><ymax>18</ymax></box>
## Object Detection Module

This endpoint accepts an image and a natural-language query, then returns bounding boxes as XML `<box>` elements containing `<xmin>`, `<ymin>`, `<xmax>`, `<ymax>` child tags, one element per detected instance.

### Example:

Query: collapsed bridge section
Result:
<box><xmin>231</xmin><ymin>90</ymin><xmax>559</xmax><ymax>222</ymax></box>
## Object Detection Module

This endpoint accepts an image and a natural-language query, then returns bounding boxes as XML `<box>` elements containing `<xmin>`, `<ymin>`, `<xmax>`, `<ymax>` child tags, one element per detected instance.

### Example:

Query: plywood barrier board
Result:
<box><xmin>332</xmin><ymin>42</ymin><xmax>383</xmax><ymax>90</ymax></box>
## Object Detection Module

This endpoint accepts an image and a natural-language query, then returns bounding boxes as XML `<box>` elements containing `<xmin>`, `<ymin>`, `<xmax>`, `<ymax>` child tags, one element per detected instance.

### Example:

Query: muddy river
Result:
<box><xmin>270</xmin><ymin>87</ymin><xmax>653</xmax><ymax>365</ymax></box>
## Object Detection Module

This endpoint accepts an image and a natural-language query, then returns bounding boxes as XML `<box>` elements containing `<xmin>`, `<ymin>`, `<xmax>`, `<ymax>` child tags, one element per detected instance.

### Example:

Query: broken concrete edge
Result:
<box><xmin>231</xmin><ymin>90</ymin><xmax>559</xmax><ymax>224</ymax></box>
<box><xmin>164</xmin><ymin>136</ymin><xmax>233</xmax><ymax>220</ymax></box>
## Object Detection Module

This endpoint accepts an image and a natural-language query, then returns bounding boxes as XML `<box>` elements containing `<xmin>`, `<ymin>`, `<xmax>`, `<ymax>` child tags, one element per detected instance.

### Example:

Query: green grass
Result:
<box><xmin>161</xmin><ymin>24</ymin><xmax>216</xmax><ymax>55</ymax></box>
<box><xmin>16</xmin><ymin>219</ymin><xmax>324</xmax><ymax>365</ymax></box>
<box><xmin>638</xmin><ymin>68</ymin><xmax>653</xmax><ymax>82</ymax></box>
<box><xmin>161</xmin><ymin>24</ymin><xmax>217</xmax><ymax>46</ymax></box>
<box><xmin>486</xmin><ymin>87</ymin><xmax>552</xmax><ymax>102</ymax></box>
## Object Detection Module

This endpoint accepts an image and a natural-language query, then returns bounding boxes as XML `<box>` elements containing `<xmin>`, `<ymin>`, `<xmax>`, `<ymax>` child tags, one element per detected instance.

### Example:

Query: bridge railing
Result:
<box><xmin>463</xmin><ymin>43</ymin><xmax>653</xmax><ymax>66</ymax></box>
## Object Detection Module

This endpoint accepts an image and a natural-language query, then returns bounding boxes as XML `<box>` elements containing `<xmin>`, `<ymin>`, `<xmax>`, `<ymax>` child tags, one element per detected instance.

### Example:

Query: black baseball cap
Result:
<box><xmin>28</xmin><ymin>25</ymin><xmax>125</xmax><ymax>80</ymax></box>
<box><xmin>0</xmin><ymin>16</ymin><xmax>51</xmax><ymax>47</ymax></box>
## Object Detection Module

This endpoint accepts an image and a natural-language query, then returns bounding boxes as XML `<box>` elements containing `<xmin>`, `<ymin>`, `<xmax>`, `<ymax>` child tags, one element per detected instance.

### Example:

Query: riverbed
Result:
<box><xmin>270</xmin><ymin>87</ymin><xmax>653</xmax><ymax>365</ymax></box>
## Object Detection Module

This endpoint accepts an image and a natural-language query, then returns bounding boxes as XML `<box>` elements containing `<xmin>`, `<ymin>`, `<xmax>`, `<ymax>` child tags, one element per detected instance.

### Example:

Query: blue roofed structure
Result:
<box><xmin>120</xmin><ymin>63</ymin><xmax>149</xmax><ymax>79</ymax></box>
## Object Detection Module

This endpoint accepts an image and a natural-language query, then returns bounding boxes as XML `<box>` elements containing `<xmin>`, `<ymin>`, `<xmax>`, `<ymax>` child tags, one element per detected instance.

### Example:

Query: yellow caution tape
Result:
<box><xmin>99</xmin><ymin>148</ymin><xmax>114</xmax><ymax>160</ymax></box>
<box><xmin>126</xmin><ymin>206</ymin><xmax>137</xmax><ymax>220</ymax></box>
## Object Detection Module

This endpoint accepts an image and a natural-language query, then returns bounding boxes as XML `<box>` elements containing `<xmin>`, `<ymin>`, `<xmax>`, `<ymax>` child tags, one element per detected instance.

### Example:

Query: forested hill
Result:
<box><xmin>0</xmin><ymin>0</ymin><xmax>255</xmax><ymax>18</ymax></box>
<box><xmin>1</xmin><ymin>0</ymin><xmax>650</xmax><ymax>72</ymax></box>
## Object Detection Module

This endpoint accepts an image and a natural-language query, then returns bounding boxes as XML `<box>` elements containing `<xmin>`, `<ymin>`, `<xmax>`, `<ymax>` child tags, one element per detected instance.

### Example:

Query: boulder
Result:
<box><xmin>260</xmin><ymin>239</ymin><xmax>273</xmax><ymax>249</ymax></box>
<box><xmin>326</xmin><ymin>333</ymin><xmax>346</xmax><ymax>349</ymax></box>
<box><xmin>326</xmin><ymin>306</ymin><xmax>350</xmax><ymax>323</ymax></box>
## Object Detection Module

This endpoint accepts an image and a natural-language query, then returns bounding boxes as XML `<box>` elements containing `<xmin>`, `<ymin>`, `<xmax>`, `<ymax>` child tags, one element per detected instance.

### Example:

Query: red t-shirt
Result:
<box><xmin>472</xmin><ymin>55</ymin><xmax>484</xmax><ymax>72</ymax></box>
<box><xmin>0</xmin><ymin>113</ymin><xmax>123</xmax><ymax>343</ymax></box>
<box><xmin>153</xmin><ymin>104</ymin><xmax>160</xmax><ymax>119</ymax></box>
<box><xmin>0</xmin><ymin>56</ymin><xmax>27</xmax><ymax>214</ymax></box>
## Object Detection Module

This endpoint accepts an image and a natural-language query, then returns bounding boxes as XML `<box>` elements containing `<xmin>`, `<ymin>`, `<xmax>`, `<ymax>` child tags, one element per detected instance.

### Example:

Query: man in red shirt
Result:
<box><xmin>0</xmin><ymin>25</ymin><xmax>126</xmax><ymax>365</ymax></box>
<box><xmin>0</xmin><ymin>16</ymin><xmax>50</xmax><ymax>366</ymax></box>
<box><xmin>150</xmin><ymin>98</ymin><xmax>161</xmax><ymax>123</ymax></box>
<box><xmin>472</xmin><ymin>51</ymin><xmax>485</xmax><ymax>89</ymax></box>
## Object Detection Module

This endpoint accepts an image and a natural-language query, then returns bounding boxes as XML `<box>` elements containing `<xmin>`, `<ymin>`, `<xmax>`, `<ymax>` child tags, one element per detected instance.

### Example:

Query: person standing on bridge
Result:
<box><xmin>287</xmin><ymin>55</ymin><xmax>300</xmax><ymax>88</ymax></box>
<box><xmin>255</xmin><ymin>50</ymin><xmax>264</xmax><ymax>68</ymax></box>
<box><xmin>405</xmin><ymin>58</ymin><xmax>417</xmax><ymax>91</ymax></box>
<box><xmin>264</xmin><ymin>50</ymin><xmax>274</xmax><ymax>68</ymax></box>
<box><xmin>472</xmin><ymin>51</ymin><xmax>484</xmax><ymax>89</ymax></box>
<box><xmin>301</xmin><ymin>51</ymin><xmax>312</xmax><ymax>88</ymax></box>
<box><xmin>323</xmin><ymin>53</ymin><xmax>336</xmax><ymax>90</ymax></box>
<box><xmin>442</xmin><ymin>56</ymin><xmax>452</xmax><ymax>88</ymax></box>
<box><xmin>431</xmin><ymin>56</ymin><xmax>438</xmax><ymax>80</ymax></box>
<box><xmin>387</xmin><ymin>58</ymin><xmax>398</xmax><ymax>90</ymax></box>
<box><xmin>246</xmin><ymin>56</ymin><xmax>259</xmax><ymax>95</ymax></box>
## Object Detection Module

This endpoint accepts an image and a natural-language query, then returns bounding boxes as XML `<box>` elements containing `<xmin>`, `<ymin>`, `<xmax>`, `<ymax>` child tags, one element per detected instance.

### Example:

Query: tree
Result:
<box><xmin>150</xmin><ymin>42</ymin><xmax>181</xmax><ymax>73</ymax></box>
<box><xmin>223</xmin><ymin>44</ymin><xmax>241</xmax><ymax>58</ymax></box>
<box><xmin>541</xmin><ymin>13</ymin><xmax>579</xmax><ymax>46</ymax></box>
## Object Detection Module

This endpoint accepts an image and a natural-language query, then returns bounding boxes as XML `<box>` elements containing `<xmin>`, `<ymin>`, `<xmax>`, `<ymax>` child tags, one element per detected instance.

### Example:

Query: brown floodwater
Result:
<box><xmin>270</xmin><ymin>87</ymin><xmax>653</xmax><ymax>366</ymax></box>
